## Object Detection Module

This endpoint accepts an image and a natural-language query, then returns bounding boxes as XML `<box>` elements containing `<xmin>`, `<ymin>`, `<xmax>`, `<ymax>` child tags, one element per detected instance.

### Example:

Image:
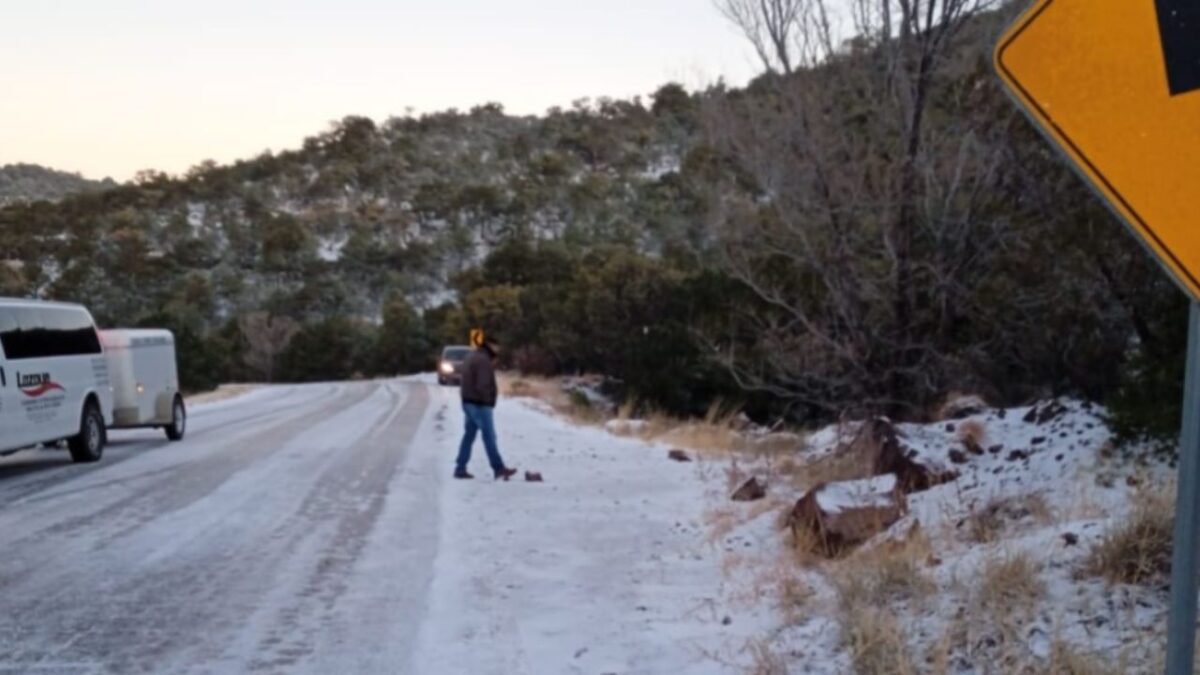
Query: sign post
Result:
<box><xmin>995</xmin><ymin>2</ymin><xmax>1200</xmax><ymax>671</ymax></box>
<box><xmin>1168</xmin><ymin>303</ymin><xmax>1200</xmax><ymax>673</ymax></box>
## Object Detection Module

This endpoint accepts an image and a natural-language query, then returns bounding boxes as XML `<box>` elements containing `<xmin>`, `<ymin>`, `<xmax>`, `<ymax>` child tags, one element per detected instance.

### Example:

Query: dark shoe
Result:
<box><xmin>494</xmin><ymin>467</ymin><xmax>517</xmax><ymax>481</ymax></box>
<box><xmin>454</xmin><ymin>470</ymin><xmax>474</xmax><ymax>480</ymax></box>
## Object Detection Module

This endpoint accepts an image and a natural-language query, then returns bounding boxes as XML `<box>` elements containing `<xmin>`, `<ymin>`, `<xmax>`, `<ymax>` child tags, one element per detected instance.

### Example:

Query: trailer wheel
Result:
<box><xmin>165</xmin><ymin>396</ymin><xmax>187</xmax><ymax>441</ymax></box>
<box><xmin>68</xmin><ymin>400</ymin><xmax>105</xmax><ymax>463</ymax></box>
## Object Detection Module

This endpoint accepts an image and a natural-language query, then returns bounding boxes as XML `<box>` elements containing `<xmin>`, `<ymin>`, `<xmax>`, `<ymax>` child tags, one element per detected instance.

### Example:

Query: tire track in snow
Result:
<box><xmin>9</xmin><ymin>383</ymin><xmax>363</xmax><ymax>547</ymax></box>
<box><xmin>0</xmin><ymin>381</ymin><xmax>408</xmax><ymax>674</ymax></box>
<box><xmin>241</xmin><ymin>382</ymin><xmax>431</xmax><ymax>672</ymax></box>
<box><xmin>0</xmin><ymin>384</ymin><xmax>328</xmax><ymax>507</ymax></box>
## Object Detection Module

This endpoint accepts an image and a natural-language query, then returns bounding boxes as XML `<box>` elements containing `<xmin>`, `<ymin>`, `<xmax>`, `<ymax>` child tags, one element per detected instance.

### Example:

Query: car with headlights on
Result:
<box><xmin>437</xmin><ymin>345</ymin><xmax>471</xmax><ymax>386</ymax></box>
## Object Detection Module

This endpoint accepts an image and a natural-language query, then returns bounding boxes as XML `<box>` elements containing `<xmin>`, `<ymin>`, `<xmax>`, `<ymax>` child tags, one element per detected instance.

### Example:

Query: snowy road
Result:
<box><xmin>0</xmin><ymin>380</ymin><xmax>759</xmax><ymax>675</ymax></box>
<box><xmin>0</xmin><ymin>381</ymin><xmax>438</xmax><ymax>674</ymax></box>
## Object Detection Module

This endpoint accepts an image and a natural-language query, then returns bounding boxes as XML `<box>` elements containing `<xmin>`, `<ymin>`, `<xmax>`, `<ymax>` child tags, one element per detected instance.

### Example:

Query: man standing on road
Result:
<box><xmin>455</xmin><ymin>337</ymin><xmax>518</xmax><ymax>481</ymax></box>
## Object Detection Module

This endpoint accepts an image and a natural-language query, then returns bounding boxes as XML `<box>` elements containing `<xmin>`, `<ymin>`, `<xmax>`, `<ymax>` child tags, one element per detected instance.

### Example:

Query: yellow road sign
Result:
<box><xmin>470</xmin><ymin>328</ymin><xmax>485</xmax><ymax>349</ymax></box>
<box><xmin>995</xmin><ymin>0</ymin><xmax>1200</xmax><ymax>299</ymax></box>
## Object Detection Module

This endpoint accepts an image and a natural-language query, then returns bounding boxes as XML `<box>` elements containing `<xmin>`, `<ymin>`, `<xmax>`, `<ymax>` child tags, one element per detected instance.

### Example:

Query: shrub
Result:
<box><xmin>839</xmin><ymin>606</ymin><xmax>918</xmax><ymax>675</ymax></box>
<box><xmin>375</xmin><ymin>294</ymin><xmax>431</xmax><ymax>375</ymax></box>
<box><xmin>1085</xmin><ymin>486</ymin><xmax>1174</xmax><ymax>585</ymax></box>
<box><xmin>277</xmin><ymin>316</ymin><xmax>374</xmax><ymax>383</ymax></box>
<box><xmin>1105</xmin><ymin>299</ymin><xmax>1189</xmax><ymax>456</ymax></box>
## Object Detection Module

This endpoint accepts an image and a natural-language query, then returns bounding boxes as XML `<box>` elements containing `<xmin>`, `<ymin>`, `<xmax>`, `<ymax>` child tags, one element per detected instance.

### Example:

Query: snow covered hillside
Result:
<box><xmin>696</xmin><ymin>399</ymin><xmax>1175</xmax><ymax>673</ymax></box>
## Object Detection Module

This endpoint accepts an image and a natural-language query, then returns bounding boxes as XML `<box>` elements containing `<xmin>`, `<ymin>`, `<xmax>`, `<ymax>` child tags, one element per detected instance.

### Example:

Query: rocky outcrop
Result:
<box><xmin>863</xmin><ymin>418</ymin><xmax>959</xmax><ymax>494</ymax></box>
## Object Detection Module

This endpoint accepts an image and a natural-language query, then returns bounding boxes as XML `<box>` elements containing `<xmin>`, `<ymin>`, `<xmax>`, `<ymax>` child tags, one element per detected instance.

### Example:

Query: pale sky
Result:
<box><xmin>0</xmin><ymin>0</ymin><xmax>759</xmax><ymax>181</ymax></box>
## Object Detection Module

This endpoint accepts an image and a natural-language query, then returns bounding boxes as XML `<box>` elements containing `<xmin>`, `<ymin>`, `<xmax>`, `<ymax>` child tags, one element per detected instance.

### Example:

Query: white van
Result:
<box><xmin>0</xmin><ymin>299</ymin><xmax>114</xmax><ymax>462</ymax></box>
<box><xmin>100</xmin><ymin>329</ymin><xmax>186</xmax><ymax>441</ymax></box>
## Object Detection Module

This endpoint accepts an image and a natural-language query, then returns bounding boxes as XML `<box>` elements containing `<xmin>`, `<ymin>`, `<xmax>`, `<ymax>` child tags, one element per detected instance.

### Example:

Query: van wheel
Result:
<box><xmin>165</xmin><ymin>397</ymin><xmax>186</xmax><ymax>441</ymax></box>
<box><xmin>68</xmin><ymin>401</ymin><xmax>105</xmax><ymax>463</ymax></box>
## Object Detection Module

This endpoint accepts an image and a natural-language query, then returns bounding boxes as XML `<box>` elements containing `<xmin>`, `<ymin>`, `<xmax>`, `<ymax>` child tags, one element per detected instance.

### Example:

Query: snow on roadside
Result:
<box><xmin>410</xmin><ymin>387</ymin><xmax>774</xmax><ymax>674</ymax></box>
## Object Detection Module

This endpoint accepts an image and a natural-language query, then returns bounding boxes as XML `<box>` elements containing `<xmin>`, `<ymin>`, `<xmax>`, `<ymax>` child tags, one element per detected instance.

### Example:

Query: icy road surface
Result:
<box><xmin>0</xmin><ymin>380</ymin><xmax>759</xmax><ymax>674</ymax></box>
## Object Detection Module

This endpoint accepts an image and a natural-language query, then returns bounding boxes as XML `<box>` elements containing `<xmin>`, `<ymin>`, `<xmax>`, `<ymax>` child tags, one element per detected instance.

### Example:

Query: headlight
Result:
<box><xmin>136</xmin><ymin>383</ymin><xmax>146</xmax><ymax>394</ymax></box>
<box><xmin>440</xmin><ymin>362</ymin><xmax>454</xmax><ymax>374</ymax></box>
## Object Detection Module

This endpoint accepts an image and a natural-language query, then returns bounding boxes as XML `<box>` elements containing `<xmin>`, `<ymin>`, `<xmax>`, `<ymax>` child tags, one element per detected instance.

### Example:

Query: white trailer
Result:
<box><xmin>100</xmin><ymin>329</ymin><xmax>186</xmax><ymax>441</ymax></box>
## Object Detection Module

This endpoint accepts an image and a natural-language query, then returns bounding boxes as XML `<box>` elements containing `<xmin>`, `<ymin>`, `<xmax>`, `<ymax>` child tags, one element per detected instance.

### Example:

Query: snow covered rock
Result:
<box><xmin>1023</xmin><ymin>399</ymin><xmax>1069</xmax><ymax>425</ymax></box>
<box><xmin>790</xmin><ymin>474</ymin><xmax>908</xmax><ymax>555</ymax></box>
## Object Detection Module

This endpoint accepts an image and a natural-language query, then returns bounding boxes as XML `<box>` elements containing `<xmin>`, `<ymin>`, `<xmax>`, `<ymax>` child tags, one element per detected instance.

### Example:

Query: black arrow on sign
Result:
<box><xmin>1155</xmin><ymin>0</ymin><xmax>1200</xmax><ymax>95</ymax></box>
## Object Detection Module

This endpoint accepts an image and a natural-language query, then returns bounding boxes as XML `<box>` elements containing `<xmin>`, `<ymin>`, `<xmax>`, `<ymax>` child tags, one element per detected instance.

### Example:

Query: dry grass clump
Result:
<box><xmin>833</xmin><ymin>530</ymin><xmax>937</xmax><ymax>609</ymax></box>
<box><xmin>738</xmin><ymin>556</ymin><xmax>817</xmax><ymax>626</ymax></box>
<box><xmin>1046</xmin><ymin>641</ymin><xmax>1125</xmax><ymax>675</ymax></box>
<box><xmin>1084</xmin><ymin>485</ymin><xmax>1174</xmax><ymax>585</ymax></box>
<box><xmin>504</xmin><ymin>378</ymin><xmax>537</xmax><ymax>398</ymax></box>
<box><xmin>704</xmin><ymin>505</ymin><xmax>742</xmax><ymax>544</ymax></box>
<box><xmin>502</xmin><ymin>375</ymin><xmax>612</xmax><ymax>424</ymax></box>
<box><xmin>752</xmin><ymin>431</ymin><xmax>807</xmax><ymax>456</ymax></box>
<box><xmin>507</xmin><ymin>376</ymin><xmax>803</xmax><ymax>457</ymax></box>
<box><xmin>646</xmin><ymin>402</ymin><xmax>746</xmax><ymax>454</ymax></box>
<box><xmin>839</xmin><ymin>606</ymin><xmax>919</xmax><ymax>675</ymax></box>
<box><xmin>788</xmin><ymin>444</ymin><xmax>876</xmax><ymax>492</ymax></box>
<box><xmin>609</xmin><ymin>398</ymin><xmax>751</xmax><ymax>454</ymax></box>
<box><xmin>777</xmin><ymin>573</ymin><xmax>814</xmax><ymax>625</ymax></box>
<box><xmin>827</xmin><ymin>530</ymin><xmax>937</xmax><ymax>673</ymax></box>
<box><xmin>502</xmin><ymin>375</ymin><xmax>570</xmax><ymax>406</ymax></box>
<box><xmin>745</xmin><ymin>639</ymin><xmax>789</xmax><ymax>675</ymax></box>
<box><xmin>961</xmin><ymin>493</ymin><xmax>1053</xmax><ymax>544</ymax></box>
<box><xmin>783</xmin><ymin>520</ymin><xmax>828</xmax><ymax>568</ymax></box>
<box><xmin>956</xmin><ymin>418</ymin><xmax>987</xmax><ymax>447</ymax></box>
<box><xmin>978</xmin><ymin>552</ymin><xmax>1044</xmax><ymax>614</ymax></box>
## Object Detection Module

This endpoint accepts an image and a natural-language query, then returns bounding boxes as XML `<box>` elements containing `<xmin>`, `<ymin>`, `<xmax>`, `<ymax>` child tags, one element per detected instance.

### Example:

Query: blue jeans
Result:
<box><xmin>456</xmin><ymin>403</ymin><xmax>506</xmax><ymax>473</ymax></box>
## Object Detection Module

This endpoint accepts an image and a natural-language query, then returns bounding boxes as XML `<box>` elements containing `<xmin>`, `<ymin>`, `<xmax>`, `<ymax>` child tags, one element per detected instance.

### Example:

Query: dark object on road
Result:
<box><xmin>525</xmin><ymin>471</ymin><xmax>544</xmax><ymax>482</ymax></box>
<box><xmin>668</xmin><ymin>449</ymin><xmax>692</xmax><ymax>462</ymax></box>
<box><xmin>454</xmin><ymin>470</ymin><xmax>474</xmax><ymax>480</ymax></box>
<box><xmin>495</xmin><ymin>467</ymin><xmax>518</xmax><ymax>481</ymax></box>
<box><xmin>731</xmin><ymin>477</ymin><xmax>766</xmax><ymax>502</ymax></box>
<box><xmin>1063</xmin><ymin>532</ymin><xmax>1079</xmax><ymax>547</ymax></box>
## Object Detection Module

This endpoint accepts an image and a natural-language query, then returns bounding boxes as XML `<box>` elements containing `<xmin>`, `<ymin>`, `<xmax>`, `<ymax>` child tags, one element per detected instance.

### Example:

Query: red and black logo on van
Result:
<box><xmin>17</xmin><ymin>372</ymin><xmax>65</xmax><ymax>398</ymax></box>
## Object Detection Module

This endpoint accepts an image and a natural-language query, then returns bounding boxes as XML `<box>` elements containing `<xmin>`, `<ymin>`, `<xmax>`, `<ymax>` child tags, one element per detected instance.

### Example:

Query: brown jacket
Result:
<box><xmin>460</xmin><ymin>348</ymin><xmax>498</xmax><ymax>408</ymax></box>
